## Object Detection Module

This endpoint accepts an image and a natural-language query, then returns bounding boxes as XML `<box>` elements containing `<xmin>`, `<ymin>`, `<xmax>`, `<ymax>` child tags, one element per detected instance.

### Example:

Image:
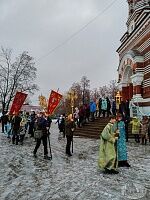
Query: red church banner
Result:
<box><xmin>9</xmin><ymin>92</ymin><xmax>28</xmax><ymax>115</ymax></box>
<box><xmin>47</xmin><ymin>90</ymin><xmax>62</xmax><ymax>115</ymax></box>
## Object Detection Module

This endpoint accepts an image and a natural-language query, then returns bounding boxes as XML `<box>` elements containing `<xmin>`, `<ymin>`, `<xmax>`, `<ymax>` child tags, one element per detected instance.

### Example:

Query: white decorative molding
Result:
<box><xmin>118</xmin><ymin>52</ymin><xmax>144</xmax><ymax>77</ymax></box>
<box><xmin>131</xmin><ymin>73</ymin><xmax>144</xmax><ymax>86</ymax></box>
<box><xmin>118</xmin><ymin>53</ymin><xmax>134</xmax><ymax>74</ymax></box>
<box><xmin>134</xmin><ymin>55</ymin><xmax>144</xmax><ymax>63</ymax></box>
<box><xmin>133</xmin><ymin>97</ymin><xmax>150</xmax><ymax>103</ymax></box>
<box><xmin>133</xmin><ymin>94</ymin><xmax>143</xmax><ymax>100</ymax></box>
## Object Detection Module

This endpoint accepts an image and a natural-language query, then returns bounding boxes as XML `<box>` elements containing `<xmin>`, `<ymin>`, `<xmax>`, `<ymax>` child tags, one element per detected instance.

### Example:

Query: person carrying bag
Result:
<box><xmin>33</xmin><ymin>112</ymin><xmax>51</xmax><ymax>160</ymax></box>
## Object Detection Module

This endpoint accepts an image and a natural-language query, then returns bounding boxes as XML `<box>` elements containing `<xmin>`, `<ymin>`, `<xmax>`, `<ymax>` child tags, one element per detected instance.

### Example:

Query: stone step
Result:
<box><xmin>87</xmin><ymin>119</ymin><xmax>110</xmax><ymax>124</ymax></box>
<box><xmin>76</xmin><ymin>126</ymin><xmax>105</xmax><ymax>131</ymax></box>
<box><xmin>74</xmin><ymin>130</ymin><xmax>100</xmax><ymax>136</ymax></box>
<box><xmin>75</xmin><ymin>120</ymin><xmax>133</xmax><ymax>139</ymax></box>
<box><xmin>74</xmin><ymin>131</ymin><xmax>134</xmax><ymax>139</ymax></box>
<box><xmin>74</xmin><ymin>132</ymin><xmax>100</xmax><ymax>139</ymax></box>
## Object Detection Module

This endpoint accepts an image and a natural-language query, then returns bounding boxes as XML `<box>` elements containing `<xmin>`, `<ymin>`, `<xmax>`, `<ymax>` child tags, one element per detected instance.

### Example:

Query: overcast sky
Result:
<box><xmin>0</xmin><ymin>0</ymin><xmax>128</xmax><ymax>104</ymax></box>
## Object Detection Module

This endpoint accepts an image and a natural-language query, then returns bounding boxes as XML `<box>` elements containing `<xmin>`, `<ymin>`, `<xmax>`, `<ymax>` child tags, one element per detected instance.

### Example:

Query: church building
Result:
<box><xmin>117</xmin><ymin>0</ymin><xmax>150</xmax><ymax>115</ymax></box>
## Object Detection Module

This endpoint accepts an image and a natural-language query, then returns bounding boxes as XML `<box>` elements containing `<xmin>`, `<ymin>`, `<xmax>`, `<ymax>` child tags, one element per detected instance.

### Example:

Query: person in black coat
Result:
<box><xmin>11</xmin><ymin>112</ymin><xmax>22</xmax><ymax>145</ymax></box>
<box><xmin>28</xmin><ymin>111</ymin><xmax>36</xmax><ymax>137</ymax></box>
<box><xmin>33</xmin><ymin>113</ymin><xmax>51</xmax><ymax>160</ymax></box>
<box><xmin>98</xmin><ymin>98</ymin><xmax>102</xmax><ymax>117</ymax></box>
<box><xmin>106</xmin><ymin>97</ymin><xmax>111</xmax><ymax>117</ymax></box>
<box><xmin>65</xmin><ymin>114</ymin><xmax>76</xmax><ymax>156</ymax></box>
<box><xmin>1</xmin><ymin>112</ymin><xmax>9</xmax><ymax>133</ymax></box>
<box><xmin>59</xmin><ymin>114</ymin><xmax>66</xmax><ymax>137</ymax></box>
<box><xmin>112</xmin><ymin>100</ymin><xmax>117</xmax><ymax>116</ymax></box>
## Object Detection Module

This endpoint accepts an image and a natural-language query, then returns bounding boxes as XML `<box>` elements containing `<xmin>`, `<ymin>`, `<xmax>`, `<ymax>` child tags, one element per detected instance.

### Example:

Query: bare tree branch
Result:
<box><xmin>0</xmin><ymin>47</ymin><xmax>39</xmax><ymax>114</ymax></box>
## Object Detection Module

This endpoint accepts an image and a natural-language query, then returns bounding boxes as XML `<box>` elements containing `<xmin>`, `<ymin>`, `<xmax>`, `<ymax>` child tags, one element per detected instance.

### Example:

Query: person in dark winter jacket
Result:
<box><xmin>59</xmin><ymin>114</ymin><xmax>66</xmax><ymax>137</ymax></box>
<box><xmin>11</xmin><ymin>112</ymin><xmax>22</xmax><ymax>145</ymax></box>
<box><xmin>98</xmin><ymin>98</ymin><xmax>102</xmax><ymax>117</ymax></box>
<box><xmin>79</xmin><ymin>106</ymin><xmax>84</xmax><ymax>127</ymax></box>
<box><xmin>65</xmin><ymin>114</ymin><xmax>76</xmax><ymax>156</ymax></box>
<box><xmin>1</xmin><ymin>113</ymin><xmax>9</xmax><ymax>133</ymax></box>
<box><xmin>28</xmin><ymin>111</ymin><xmax>36</xmax><ymax>137</ymax></box>
<box><xmin>85</xmin><ymin>104</ymin><xmax>90</xmax><ymax>122</ymax></box>
<box><xmin>33</xmin><ymin>113</ymin><xmax>51</xmax><ymax>160</ymax></box>
<box><xmin>112</xmin><ymin>100</ymin><xmax>116</xmax><ymax>116</ymax></box>
<box><xmin>106</xmin><ymin>97</ymin><xmax>111</xmax><ymax>117</ymax></box>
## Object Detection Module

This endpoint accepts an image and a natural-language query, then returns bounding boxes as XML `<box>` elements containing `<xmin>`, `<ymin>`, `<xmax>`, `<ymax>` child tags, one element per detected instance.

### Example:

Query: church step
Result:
<box><xmin>74</xmin><ymin>132</ymin><xmax>134</xmax><ymax>139</ymax></box>
<box><xmin>74</xmin><ymin>117</ymin><xmax>133</xmax><ymax>139</ymax></box>
<box><xmin>86</xmin><ymin>119</ymin><xmax>109</xmax><ymax>124</ymax></box>
<box><xmin>76</xmin><ymin>126</ymin><xmax>105</xmax><ymax>131</ymax></box>
<box><xmin>74</xmin><ymin>132</ymin><xmax>100</xmax><ymax>139</ymax></box>
<box><xmin>74</xmin><ymin>130</ymin><xmax>100</xmax><ymax>136</ymax></box>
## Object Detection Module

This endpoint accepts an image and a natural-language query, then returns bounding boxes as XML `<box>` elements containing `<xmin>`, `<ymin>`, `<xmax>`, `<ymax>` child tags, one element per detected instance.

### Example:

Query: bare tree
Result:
<box><xmin>98</xmin><ymin>80</ymin><xmax>118</xmax><ymax>99</ymax></box>
<box><xmin>99</xmin><ymin>85</ymin><xmax>108</xmax><ymax>97</ymax></box>
<box><xmin>80</xmin><ymin>76</ymin><xmax>90</xmax><ymax>104</ymax></box>
<box><xmin>90</xmin><ymin>88</ymin><xmax>100</xmax><ymax>100</ymax></box>
<box><xmin>70</xmin><ymin>82</ymin><xmax>82</xmax><ymax>107</ymax></box>
<box><xmin>0</xmin><ymin>47</ymin><xmax>39</xmax><ymax>114</ymax></box>
<box><xmin>108</xmin><ymin>80</ymin><xmax>118</xmax><ymax>99</ymax></box>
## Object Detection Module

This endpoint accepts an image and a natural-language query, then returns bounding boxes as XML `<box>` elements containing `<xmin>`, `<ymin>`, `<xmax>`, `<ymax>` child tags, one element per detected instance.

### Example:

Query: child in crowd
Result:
<box><xmin>130</xmin><ymin>117</ymin><xmax>140</xmax><ymax>143</ymax></box>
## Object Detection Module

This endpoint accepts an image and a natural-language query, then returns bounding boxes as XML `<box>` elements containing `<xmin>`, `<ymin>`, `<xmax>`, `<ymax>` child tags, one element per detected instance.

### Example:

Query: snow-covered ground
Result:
<box><xmin>0</xmin><ymin>122</ymin><xmax>150</xmax><ymax>200</ymax></box>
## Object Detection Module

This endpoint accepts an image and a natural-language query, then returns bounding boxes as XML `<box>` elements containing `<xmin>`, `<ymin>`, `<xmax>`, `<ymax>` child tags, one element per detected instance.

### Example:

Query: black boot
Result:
<box><xmin>33</xmin><ymin>151</ymin><xmax>37</xmax><ymax>158</ymax></box>
<box><xmin>134</xmin><ymin>135</ymin><xmax>137</xmax><ymax>143</ymax></box>
<box><xmin>118</xmin><ymin>161</ymin><xmax>123</xmax><ymax>167</ymax></box>
<box><xmin>145</xmin><ymin>139</ymin><xmax>147</xmax><ymax>145</ymax></box>
<box><xmin>44</xmin><ymin>155</ymin><xmax>51</xmax><ymax>160</ymax></box>
<box><xmin>137</xmin><ymin>135</ymin><xmax>140</xmax><ymax>143</ymax></box>
<box><xmin>124</xmin><ymin>161</ymin><xmax>131</xmax><ymax>167</ymax></box>
<box><xmin>33</xmin><ymin>154</ymin><xmax>37</xmax><ymax>158</ymax></box>
<box><xmin>104</xmin><ymin>169</ymin><xmax>119</xmax><ymax>174</ymax></box>
<box><xmin>141</xmin><ymin>138</ymin><xmax>144</xmax><ymax>145</ymax></box>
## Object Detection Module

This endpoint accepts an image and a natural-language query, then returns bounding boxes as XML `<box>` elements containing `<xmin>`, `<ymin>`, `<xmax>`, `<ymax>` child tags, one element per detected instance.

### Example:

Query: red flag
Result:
<box><xmin>9</xmin><ymin>92</ymin><xmax>28</xmax><ymax>115</ymax></box>
<box><xmin>47</xmin><ymin>90</ymin><xmax>62</xmax><ymax>115</ymax></box>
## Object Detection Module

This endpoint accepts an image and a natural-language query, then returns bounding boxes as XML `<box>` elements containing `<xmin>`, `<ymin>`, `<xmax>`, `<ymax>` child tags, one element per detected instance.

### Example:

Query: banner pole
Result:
<box><xmin>47</xmin><ymin>133</ymin><xmax>52</xmax><ymax>159</ymax></box>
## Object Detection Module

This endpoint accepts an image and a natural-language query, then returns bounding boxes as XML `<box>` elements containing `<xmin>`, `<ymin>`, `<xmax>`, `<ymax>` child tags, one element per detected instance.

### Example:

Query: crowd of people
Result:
<box><xmin>0</xmin><ymin>109</ymin><xmax>77</xmax><ymax>158</ymax></box>
<box><xmin>0</xmin><ymin>111</ymin><xmax>53</xmax><ymax>159</ymax></box>
<box><xmin>98</xmin><ymin>99</ymin><xmax>150</xmax><ymax>174</ymax></box>
<box><xmin>66</xmin><ymin>97</ymin><xmax>116</xmax><ymax>128</ymax></box>
<box><xmin>1</xmin><ymin>96</ymin><xmax>150</xmax><ymax>173</ymax></box>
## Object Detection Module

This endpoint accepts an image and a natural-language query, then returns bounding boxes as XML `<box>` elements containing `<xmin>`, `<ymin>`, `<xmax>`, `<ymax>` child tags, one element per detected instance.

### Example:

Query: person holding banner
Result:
<box><xmin>65</xmin><ymin>114</ymin><xmax>76</xmax><ymax>156</ymax></box>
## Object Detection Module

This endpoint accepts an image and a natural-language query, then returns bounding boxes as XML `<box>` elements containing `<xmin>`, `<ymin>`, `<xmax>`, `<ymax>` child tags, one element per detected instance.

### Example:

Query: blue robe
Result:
<box><xmin>117</xmin><ymin>121</ymin><xmax>127</xmax><ymax>161</ymax></box>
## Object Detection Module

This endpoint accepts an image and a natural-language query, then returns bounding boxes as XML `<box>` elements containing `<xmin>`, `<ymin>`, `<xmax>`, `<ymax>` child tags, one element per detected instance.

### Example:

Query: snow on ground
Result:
<box><xmin>0</xmin><ymin>122</ymin><xmax>150</xmax><ymax>200</ymax></box>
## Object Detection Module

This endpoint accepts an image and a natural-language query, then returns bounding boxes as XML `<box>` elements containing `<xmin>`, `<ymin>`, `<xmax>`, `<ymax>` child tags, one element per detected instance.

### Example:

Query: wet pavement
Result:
<box><xmin>0</xmin><ymin>122</ymin><xmax>150</xmax><ymax>200</ymax></box>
